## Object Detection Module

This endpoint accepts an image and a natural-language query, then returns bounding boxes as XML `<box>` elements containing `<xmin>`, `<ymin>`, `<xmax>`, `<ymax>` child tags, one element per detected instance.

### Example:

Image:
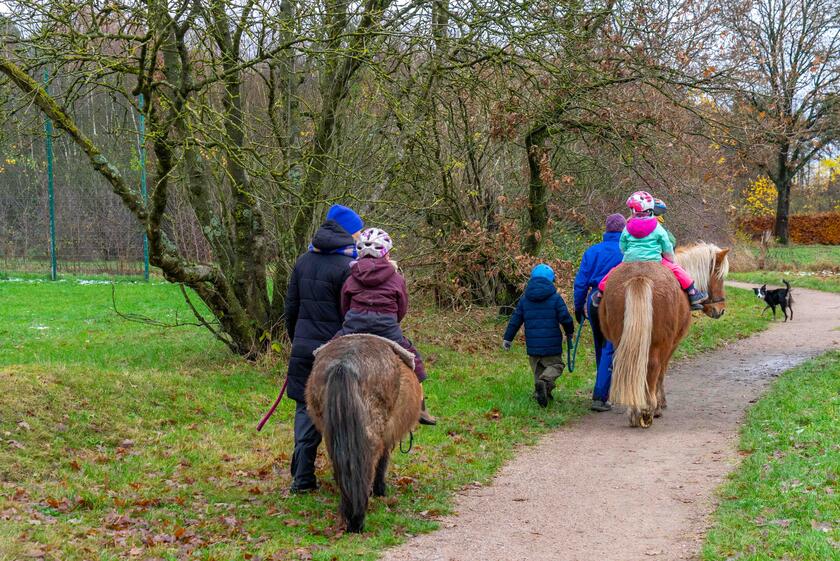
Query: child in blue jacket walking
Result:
<box><xmin>503</xmin><ymin>264</ymin><xmax>575</xmax><ymax>407</ymax></box>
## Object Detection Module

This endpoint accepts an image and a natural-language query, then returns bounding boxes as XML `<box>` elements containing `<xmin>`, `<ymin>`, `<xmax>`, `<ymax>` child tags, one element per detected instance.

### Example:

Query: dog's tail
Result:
<box><xmin>783</xmin><ymin>280</ymin><xmax>793</xmax><ymax>303</ymax></box>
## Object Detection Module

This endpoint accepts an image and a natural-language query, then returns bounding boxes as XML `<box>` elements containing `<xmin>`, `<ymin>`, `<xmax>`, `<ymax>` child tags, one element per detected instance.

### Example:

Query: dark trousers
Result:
<box><xmin>588</xmin><ymin>295</ymin><xmax>614</xmax><ymax>402</ymax></box>
<box><xmin>290</xmin><ymin>400</ymin><xmax>322</xmax><ymax>488</ymax></box>
<box><xmin>528</xmin><ymin>354</ymin><xmax>565</xmax><ymax>393</ymax></box>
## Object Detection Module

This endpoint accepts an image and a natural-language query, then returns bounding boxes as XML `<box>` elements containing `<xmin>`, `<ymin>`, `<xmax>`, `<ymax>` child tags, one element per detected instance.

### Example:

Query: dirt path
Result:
<box><xmin>381</xmin><ymin>283</ymin><xmax>840</xmax><ymax>561</ymax></box>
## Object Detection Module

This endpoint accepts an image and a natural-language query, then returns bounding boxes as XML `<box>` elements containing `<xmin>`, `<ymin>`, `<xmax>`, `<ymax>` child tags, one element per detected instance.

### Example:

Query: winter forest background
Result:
<box><xmin>0</xmin><ymin>0</ymin><xmax>838</xmax><ymax>354</ymax></box>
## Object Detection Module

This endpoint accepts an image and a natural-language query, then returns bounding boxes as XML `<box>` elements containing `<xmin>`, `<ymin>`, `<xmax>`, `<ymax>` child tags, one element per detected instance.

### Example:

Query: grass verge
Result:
<box><xmin>730</xmin><ymin>271</ymin><xmax>840</xmax><ymax>294</ymax></box>
<box><xmin>732</xmin><ymin>244</ymin><xmax>840</xmax><ymax>271</ymax></box>
<box><xmin>702</xmin><ymin>351</ymin><xmax>840</xmax><ymax>561</ymax></box>
<box><xmin>0</xmin><ymin>279</ymin><xmax>769</xmax><ymax>560</ymax></box>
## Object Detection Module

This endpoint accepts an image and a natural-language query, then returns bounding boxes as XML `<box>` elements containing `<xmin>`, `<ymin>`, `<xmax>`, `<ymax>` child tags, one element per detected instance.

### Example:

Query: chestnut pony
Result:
<box><xmin>306</xmin><ymin>334</ymin><xmax>421</xmax><ymax>532</ymax></box>
<box><xmin>599</xmin><ymin>243</ymin><xmax>730</xmax><ymax>427</ymax></box>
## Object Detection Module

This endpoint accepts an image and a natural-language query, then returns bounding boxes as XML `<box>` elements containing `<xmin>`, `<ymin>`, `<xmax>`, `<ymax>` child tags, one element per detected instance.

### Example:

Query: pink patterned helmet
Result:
<box><xmin>626</xmin><ymin>191</ymin><xmax>655</xmax><ymax>213</ymax></box>
<box><xmin>356</xmin><ymin>228</ymin><xmax>393</xmax><ymax>258</ymax></box>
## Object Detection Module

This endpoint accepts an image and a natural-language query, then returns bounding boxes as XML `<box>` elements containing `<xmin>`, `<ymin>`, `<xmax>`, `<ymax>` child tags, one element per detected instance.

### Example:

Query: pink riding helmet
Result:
<box><xmin>626</xmin><ymin>191</ymin><xmax>655</xmax><ymax>213</ymax></box>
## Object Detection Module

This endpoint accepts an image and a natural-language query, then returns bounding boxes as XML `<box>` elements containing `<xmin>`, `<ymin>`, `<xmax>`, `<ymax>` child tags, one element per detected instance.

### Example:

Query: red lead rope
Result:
<box><xmin>256</xmin><ymin>376</ymin><xmax>289</xmax><ymax>432</ymax></box>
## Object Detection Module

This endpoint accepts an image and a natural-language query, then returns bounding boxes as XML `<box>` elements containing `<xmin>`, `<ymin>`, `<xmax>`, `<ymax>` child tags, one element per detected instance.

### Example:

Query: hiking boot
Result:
<box><xmin>687</xmin><ymin>287</ymin><xmax>708</xmax><ymax>311</ymax></box>
<box><xmin>289</xmin><ymin>480</ymin><xmax>319</xmax><ymax>494</ymax></box>
<box><xmin>419</xmin><ymin>398</ymin><xmax>437</xmax><ymax>426</ymax></box>
<box><xmin>535</xmin><ymin>382</ymin><xmax>549</xmax><ymax>408</ymax></box>
<box><xmin>590</xmin><ymin>399</ymin><xmax>612</xmax><ymax>412</ymax></box>
<box><xmin>591</xmin><ymin>290</ymin><xmax>603</xmax><ymax>308</ymax></box>
<box><xmin>546</xmin><ymin>384</ymin><xmax>555</xmax><ymax>401</ymax></box>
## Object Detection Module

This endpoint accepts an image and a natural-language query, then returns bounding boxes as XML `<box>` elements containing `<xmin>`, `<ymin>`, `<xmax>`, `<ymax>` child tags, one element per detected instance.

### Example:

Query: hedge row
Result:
<box><xmin>739</xmin><ymin>212</ymin><xmax>840</xmax><ymax>245</ymax></box>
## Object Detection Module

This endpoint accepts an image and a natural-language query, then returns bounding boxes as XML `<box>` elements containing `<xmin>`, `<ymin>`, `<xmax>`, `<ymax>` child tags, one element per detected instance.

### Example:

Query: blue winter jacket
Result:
<box><xmin>573</xmin><ymin>231</ymin><xmax>623</xmax><ymax>312</ymax></box>
<box><xmin>503</xmin><ymin>277</ymin><xmax>575</xmax><ymax>357</ymax></box>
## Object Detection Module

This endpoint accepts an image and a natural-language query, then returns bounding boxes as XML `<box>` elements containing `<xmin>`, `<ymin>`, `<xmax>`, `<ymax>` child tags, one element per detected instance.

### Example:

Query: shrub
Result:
<box><xmin>408</xmin><ymin>220</ymin><xmax>574</xmax><ymax>309</ymax></box>
<box><xmin>728</xmin><ymin>244</ymin><xmax>759</xmax><ymax>272</ymax></box>
<box><xmin>738</xmin><ymin>212</ymin><xmax>840</xmax><ymax>245</ymax></box>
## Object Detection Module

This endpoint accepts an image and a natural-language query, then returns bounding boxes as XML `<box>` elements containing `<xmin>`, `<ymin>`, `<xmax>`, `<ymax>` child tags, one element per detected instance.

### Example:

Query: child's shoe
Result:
<box><xmin>534</xmin><ymin>381</ymin><xmax>549</xmax><ymax>408</ymax></box>
<box><xmin>419</xmin><ymin>398</ymin><xmax>437</xmax><ymax>425</ymax></box>
<box><xmin>546</xmin><ymin>383</ymin><xmax>555</xmax><ymax>401</ymax></box>
<box><xmin>685</xmin><ymin>284</ymin><xmax>708</xmax><ymax>311</ymax></box>
<box><xmin>590</xmin><ymin>290</ymin><xmax>603</xmax><ymax>308</ymax></box>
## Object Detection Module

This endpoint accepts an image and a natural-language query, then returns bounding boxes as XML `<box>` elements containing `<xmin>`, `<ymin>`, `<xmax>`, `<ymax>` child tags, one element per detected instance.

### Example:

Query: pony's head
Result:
<box><xmin>675</xmin><ymin>243</ymin><xmax>730</xmax><ymax>319</ymax></box>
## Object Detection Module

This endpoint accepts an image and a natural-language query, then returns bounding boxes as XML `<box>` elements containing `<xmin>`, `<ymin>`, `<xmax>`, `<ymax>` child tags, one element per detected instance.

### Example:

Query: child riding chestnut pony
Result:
<box><xmin>592</xmin><ymin>191</ymin><xmax>707</xmax><ymax>311</ymax></box>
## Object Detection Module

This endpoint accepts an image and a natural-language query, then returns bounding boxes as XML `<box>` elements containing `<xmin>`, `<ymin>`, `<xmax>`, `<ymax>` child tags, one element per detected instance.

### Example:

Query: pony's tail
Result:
<box><xmin>323</xmin><ymin>360</ymin><xmax>371</xmax><ymax>533</ymax></box>
<box><xmin>610</xmin><ymin>277</ymin><xmax>654</xmax><ymax>410</ymax></box>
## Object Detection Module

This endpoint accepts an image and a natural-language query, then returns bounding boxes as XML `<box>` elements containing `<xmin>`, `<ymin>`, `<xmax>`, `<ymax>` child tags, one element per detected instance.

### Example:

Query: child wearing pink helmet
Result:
<box><xmin>592</xmin><ymin>191</ymin><xmax>707</xmax><ymax>310</ymax></box>
<box><xmin>337</xmin><ymin>227</ymin><xmax>436</xmax><ymax>425</ymax></box>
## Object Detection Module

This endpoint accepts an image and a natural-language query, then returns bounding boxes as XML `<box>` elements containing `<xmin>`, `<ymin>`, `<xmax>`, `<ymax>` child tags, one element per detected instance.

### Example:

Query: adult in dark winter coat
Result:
<box><xmin>284</xmin><ymin>204</ymin><xmax>363</xmax><ymax>493</ymax></box>
<box><xmin>502</xmin><ymin>264</ymin><xmax>575</xmax><ymax>407</ymax></box>
<box><xmin>572</xmin><ymin>213</ymin><xmax>625</xmax><ymax>412</ymax></box>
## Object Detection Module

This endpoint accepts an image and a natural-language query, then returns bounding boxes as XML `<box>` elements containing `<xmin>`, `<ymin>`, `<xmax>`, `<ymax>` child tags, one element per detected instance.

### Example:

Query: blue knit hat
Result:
<box><xmin>326</xmin><ymin>204</ymin><xmax>364</xmax><ymax>235</ymax></box>
<box><xmin>531</xmin><ymin>264</ymin><xmax>555</xmax><ymax>282</ymax></box>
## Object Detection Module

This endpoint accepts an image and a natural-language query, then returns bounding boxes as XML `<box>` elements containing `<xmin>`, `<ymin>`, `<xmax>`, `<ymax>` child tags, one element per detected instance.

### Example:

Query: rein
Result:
<box><xmin>566</xmin><ymin>319</ymin><xmax>585</xmax><ymax>373</ymax></box>
<box><xmin>256</xmin><ymin>376</ymin><xmax>289</xmax><ymax>432</ymax></box>
<box><xmin>399</xmin><ymin>431</ymin><xmax>414</xmax><ymax>454</ymax></box>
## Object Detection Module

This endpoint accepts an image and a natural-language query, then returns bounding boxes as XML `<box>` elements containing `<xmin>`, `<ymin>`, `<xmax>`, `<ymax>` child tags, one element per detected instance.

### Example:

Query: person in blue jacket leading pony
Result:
<box><xmin>573</xmin><ymin>213</ymin><xmax>625</xmax><ymax>412</ymax></box>
<box><xmin>502</xmin><ymin>264</ymin><xmax>575</xmax><ymax>408</ymax></box>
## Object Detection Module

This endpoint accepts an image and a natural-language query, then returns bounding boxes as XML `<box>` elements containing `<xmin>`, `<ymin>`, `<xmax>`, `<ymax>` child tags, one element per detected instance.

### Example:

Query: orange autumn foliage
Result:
<box><xmin>739</xmin><ymin>212</ymin><xmax>840</xmax><ymax>245</ymax></box>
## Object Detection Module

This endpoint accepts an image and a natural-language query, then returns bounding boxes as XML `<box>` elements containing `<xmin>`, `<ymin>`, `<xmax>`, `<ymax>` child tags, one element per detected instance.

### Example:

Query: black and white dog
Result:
<box><xmin>753</xmin><ymin>280</ymin><xmax>794</xmax><ymax>322</ymax></box>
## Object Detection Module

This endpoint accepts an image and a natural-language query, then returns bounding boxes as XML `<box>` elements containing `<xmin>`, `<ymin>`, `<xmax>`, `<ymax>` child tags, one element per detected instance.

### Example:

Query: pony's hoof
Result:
<box><xmin>640</xmin><ymin>411</ymin><xmax>654</xmax><ymax>428</ymax></box>
<box><xmin>629</xmin><ymin>410</ymin><xmax>641</xmax><ymax>427</ymax></box>
<box><xmin>653</xmin><ymin>407</ymin><xmax>663</xmax><ymax>418</ymax></box>
<box><xmin>345</xmin><ymin>517</ymin><xmax>365</xmax><ymax>533</ymax></box>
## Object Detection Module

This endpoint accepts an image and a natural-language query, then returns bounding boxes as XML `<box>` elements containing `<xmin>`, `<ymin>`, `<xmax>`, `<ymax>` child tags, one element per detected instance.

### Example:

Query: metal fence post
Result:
<box><xmin>44</xmin><ymin>68</ymin><xmax>57</xmax><ymax>281</ymax></box>
<box><xmin>138</xmin><ymin>93</ymin><xmax>149</xmax><ymax>281</ymax></box>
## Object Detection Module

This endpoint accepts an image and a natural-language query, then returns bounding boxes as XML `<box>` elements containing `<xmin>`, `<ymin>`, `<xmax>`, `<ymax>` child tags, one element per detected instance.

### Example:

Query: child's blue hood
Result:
<box><xmin>525</xmin><ymin>276</ymin><xmax>557</xmax><ymax>302</ymax></box>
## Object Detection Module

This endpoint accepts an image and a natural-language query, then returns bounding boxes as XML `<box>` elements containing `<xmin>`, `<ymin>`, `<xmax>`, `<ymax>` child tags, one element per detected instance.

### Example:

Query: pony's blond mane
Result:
<box><xmin>675</xmin><ymin>243</ymin><xmax>729</xmax><ymax>293</ymax></box>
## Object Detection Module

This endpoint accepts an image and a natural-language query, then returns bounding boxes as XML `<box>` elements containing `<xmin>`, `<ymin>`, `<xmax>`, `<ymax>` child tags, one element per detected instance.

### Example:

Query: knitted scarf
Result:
<box><xmin>309</xmin><ymin>243</ymin><xmax>358</xmax><ymax>258</ymax></box>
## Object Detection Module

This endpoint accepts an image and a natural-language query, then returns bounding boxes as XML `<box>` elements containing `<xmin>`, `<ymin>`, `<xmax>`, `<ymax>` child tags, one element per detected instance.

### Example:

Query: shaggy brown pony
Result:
<box><xmin>599</xmin><ymin>243</ymin><xmax>729</xmax><ymax>427</ymax></box>
<box><xmin>306</xmin><ymin>334</ymin><xmax>422</xmax><ymax>532</ymax></box>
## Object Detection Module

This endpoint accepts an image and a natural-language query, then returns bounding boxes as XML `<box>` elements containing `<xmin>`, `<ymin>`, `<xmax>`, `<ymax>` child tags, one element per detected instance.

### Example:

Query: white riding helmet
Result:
<box><xmin>356</xmin><ymin>228</ymin><xmax>393</xmax><ymax>258</ymax></box>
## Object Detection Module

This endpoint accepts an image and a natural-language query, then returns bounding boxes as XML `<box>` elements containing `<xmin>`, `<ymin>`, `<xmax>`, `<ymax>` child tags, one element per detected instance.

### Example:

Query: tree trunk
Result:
<box><xmin>524</xmin><ymin>126</ymin><xmax>549</xmax><ymax>255</ymax></box>
<box><xmin>773</xmin><ymin>178</ymin><xmax>791</xmax><ymax>245</ymax></box>
<box><xmin>772</xmin><ymin>146</ymin><xmax>792</xmax><ymax>245</ymax></box>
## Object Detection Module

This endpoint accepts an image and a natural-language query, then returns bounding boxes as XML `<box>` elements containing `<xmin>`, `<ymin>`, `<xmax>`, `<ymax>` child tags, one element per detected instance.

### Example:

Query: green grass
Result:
<box><xmin>730</xmin><ymin>271</ymin><xmax>840</xmax><ymax>294</ymax></box>
<box><xmin>702</xmin><ymin>351</ymin><xmax>840</xmax><ymax>561</ymax></box>
<box><xmin>736</xmin><ymin>244</ymin><xmax>840</xmax><ymax>271</ymax></box>
<box><xmin>0</xmin><ymin>279</ymin><xmax>770</xmax><ymax>561</ymax></box>
<box><xmin>763</xmin><ymin>244</ymin><xmax>840</xmax><ymax>268</ymax></box>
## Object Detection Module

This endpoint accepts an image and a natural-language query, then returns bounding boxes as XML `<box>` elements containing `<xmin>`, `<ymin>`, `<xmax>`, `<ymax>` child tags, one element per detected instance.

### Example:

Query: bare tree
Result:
<box><xmin>0</xmin><ymin>0</ymin><xmax>767</xmax><ymax>344</ymax></box>
<box><xmin>0</xmin><ymin>0</ymin><xmax>415</xmax><ymax>355</ymax></box>
<box><xmin>720</xmin><ymin>0</ymin><xmax>840</xmax><ymax>243</ymax></box>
